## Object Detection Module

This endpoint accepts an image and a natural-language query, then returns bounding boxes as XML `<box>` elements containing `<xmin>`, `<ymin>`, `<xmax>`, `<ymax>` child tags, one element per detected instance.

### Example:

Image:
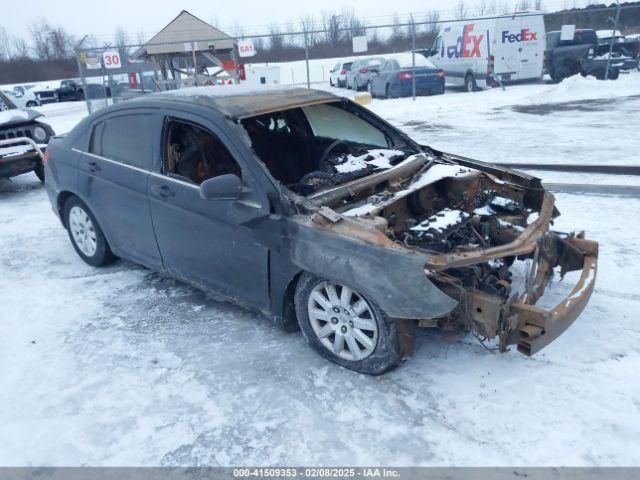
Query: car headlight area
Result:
<box><xmin>32</xmin><ymin>125</ymin><xmax>48</xmax><ymax>142</ymax></box>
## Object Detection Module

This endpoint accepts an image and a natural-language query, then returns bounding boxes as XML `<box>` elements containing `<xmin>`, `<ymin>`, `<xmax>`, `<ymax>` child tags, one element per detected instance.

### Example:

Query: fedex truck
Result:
<box><xmin>424</xmin><ymin>12</ymin><xmax>546</xmax><ymax>91</ymax></box>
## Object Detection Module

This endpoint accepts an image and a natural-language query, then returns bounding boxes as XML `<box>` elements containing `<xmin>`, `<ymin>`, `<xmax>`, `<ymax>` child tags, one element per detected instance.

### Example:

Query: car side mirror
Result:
<box><xmin>200</xmin><ymin>174</ymin><xmax>243</xmax><ymax>201</ymax></box>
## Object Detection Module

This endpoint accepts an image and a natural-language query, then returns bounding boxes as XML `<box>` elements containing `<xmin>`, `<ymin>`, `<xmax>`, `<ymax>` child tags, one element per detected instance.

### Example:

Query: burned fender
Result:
<box><xmin>246</xmin><ymin>213</ymin><xmax>458</xmax><ymax>320</ymax></box>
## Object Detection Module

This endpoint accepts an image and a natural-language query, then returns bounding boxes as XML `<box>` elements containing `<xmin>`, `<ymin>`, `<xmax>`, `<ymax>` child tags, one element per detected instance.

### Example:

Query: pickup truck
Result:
<box><xmin>0</xmin><ymin>91</ymin><xmax>55</xmax><ymax>182</ymax></box>
<box><xmin>545</xmin><ymin>29</ymin><xmax>623</xmax><ymax>82</ymax></box>
<box><xmin>595</xmin><ymin>30</ymin><xmax>640</xmax><ymax>71</ymax></box>
<box><xmin>35</xmin><ymin>79</ymin><xmax>85</xmax><ymax>104</ymax></box>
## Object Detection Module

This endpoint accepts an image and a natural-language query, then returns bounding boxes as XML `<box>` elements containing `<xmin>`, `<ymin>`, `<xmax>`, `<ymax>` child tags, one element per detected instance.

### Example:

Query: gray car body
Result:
<box><xmin>45</xmin><ymin>89</ymin><xmax>473</xmax><ymax>330</ymax></box>
<box><xmin>346</xmin><ymin>58</ymin><xmax>385</xmax><ymax>90</ymax></box>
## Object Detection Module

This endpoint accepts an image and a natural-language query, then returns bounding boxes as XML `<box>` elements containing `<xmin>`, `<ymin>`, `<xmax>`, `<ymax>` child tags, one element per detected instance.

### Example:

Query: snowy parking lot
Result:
<box><xmin>1</xmin><ymin>73</ymin><xmax>640</xmax><ymax>466</ymax></box>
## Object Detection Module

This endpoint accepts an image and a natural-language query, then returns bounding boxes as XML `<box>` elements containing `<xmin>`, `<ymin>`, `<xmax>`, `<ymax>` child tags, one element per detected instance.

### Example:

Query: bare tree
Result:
<box><xmin>535</xmin><ymin>0</ymin><xmax>544</xmax><ymax>10</ymax></box>
<box><xmin>475</xmin><ymin>0</ymin><xmax>489</xmax><ymax>16</ymax></box>
<box><xmin>321</xmin><ymin>11</ymin><xmax>342</xmax><ymax>47</ymax></box>
<box><xmin>0</xmin><ymin>27</ymin><xmax>12</xmax><ymax>61</ymax></box>
<box><xmin>425</xmin><ymin>10</ymin><xmax>441</xmax><ymax>37</ymax></box>
<box><xmin>518</xmin><ymin>0</ymin><xmax>531</xmax><ymax>10</ymax></box>
<box><xmin>136</xmin><ymin>31</ymin><xmax>147</xmax><ymax>46</ymax></box>
<box><xmin>487</xmin><ymin>0</ymin><xmax>499</xmax><ymax>14</ymax></box>
<box><xmin>454</xmin><ymin>1</ymin><xmax>468</xmax><ymax>20</ymax></box>
<box><xmin>114</xmin><ymin>26</ymin><xmax>128</xmax><ymax>49</ymax></box>
<box><xmin>268</xmin><ymin>24</ymin><xmax>284</xmax><ymax>53</ymax></box>
<box><xmin>30</xmin><ymin>18</ymin><xmax>53</xmax><ymax>60</ymax></box>
<box><xmin>12</xmin><ymin>37</ymin><xmax>29</xmax><ymax>59</ymax></box>
<box><xmin>49</xmin><ymin>26</ymin><xmax>74</xmax><ymax>59</ymax></box>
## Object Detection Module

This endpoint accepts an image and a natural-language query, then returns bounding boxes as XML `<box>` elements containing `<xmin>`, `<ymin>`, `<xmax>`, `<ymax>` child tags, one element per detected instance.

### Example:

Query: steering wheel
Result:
<box><xmin>319</xmin><ymin>140</ymin><xmax>352</xmax><ymax>167</ymax></box>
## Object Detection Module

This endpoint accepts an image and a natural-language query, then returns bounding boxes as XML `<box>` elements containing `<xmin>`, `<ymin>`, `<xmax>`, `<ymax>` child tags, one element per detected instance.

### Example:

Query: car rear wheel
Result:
<box><xmin>295</xmin><ymin>273</ymin><xmax>403</xmax><ymax>375</ymax></box>
<box><xmin>64</xmin><ymin>196</ymin><xmax>116</xmax><ymax>267</ymax></box>
<box><xmin>464</xmin><ymin>73</ymin><xmax>478</xmax><ymax>92</ymax></box>
<box><xmin>26</xmin><ymin>101</ymin><xmax>38</xmax><ymax>107</ymax></box>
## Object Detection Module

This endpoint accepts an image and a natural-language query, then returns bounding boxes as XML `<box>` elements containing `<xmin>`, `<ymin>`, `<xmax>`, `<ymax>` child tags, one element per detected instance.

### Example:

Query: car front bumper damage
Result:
<box><xmin>424</xmin><ymin>192</ymin><xmax>598</xmax><ymax>356</ymax></box>
<box><xmin>0</xmin><ymin>137</ymin><xmax>44</xmax><ymax>179</ymax></box>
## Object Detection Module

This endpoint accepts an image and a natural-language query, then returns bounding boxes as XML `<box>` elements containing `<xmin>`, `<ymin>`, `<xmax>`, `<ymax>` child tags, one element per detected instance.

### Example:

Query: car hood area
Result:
<box><xmin>300</xmin><ymin>150</ymin><xmax>597</xmax><ymax>356</ymax></box>
<box><xmin>0</xmin><ymin>108</ymin><xmax>43</xmax><ymax>128</ymax></box>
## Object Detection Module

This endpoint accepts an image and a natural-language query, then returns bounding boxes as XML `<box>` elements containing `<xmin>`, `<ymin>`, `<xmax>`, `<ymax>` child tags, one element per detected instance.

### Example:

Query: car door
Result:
<box><xmin>147</xmin><ymin>111</ymin><xmax>271</xmax><ymax>312</ymax></box>
<box><xmin>75</xmin><ymin>110</ymin><xmax>163</xmax><ymax>269</ymax></box>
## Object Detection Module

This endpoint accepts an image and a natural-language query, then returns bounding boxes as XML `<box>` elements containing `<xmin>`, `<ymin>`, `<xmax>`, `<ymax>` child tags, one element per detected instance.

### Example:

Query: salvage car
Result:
<box><xmin>0</xmin><ymin>90</ymin><xmax>54</xmax><ymax>182</ymax></box>
<box><xmin>44</xmin><ymin>87</ymin><xmax>598</xmax><ymax>374</ymax></box>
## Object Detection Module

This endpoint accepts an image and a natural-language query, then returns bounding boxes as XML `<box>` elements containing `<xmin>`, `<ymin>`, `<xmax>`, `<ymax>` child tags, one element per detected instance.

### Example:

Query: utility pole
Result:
<box><xmin>304</xmin><ymin>28</ymin><xmax>311</xmax><ymax>88</ymax></box>
<box><xmin>74</xmin><ymin>35</ymin><xmax>91</xmax><ymax>114</ymax></box>
<box><xmin>605</xmin><ymin>0</ymin><xmax>621</xmax><ymax>81</ymax></box>
<box><xmin>411</xmin><ymin>14</ymin><xmax>416</xmax><ymax>101</ymax></box>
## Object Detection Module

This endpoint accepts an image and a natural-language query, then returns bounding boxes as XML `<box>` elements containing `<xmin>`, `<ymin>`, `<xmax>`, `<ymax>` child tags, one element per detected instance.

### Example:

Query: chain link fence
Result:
<box><xmin>76</xmin><ymin>3</ymin><xmax>640</xmax><ymax>114</ymax></box>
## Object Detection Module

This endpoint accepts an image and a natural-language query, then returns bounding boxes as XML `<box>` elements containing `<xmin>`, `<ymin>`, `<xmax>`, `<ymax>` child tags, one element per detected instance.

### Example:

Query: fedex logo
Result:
<box><xmin>442</xmin><ymin>23</ymin><xmax>485</xmax><ymax>59</ymax></box>
<box><xmin>502</xmin><ymin>29</ymin><xmax>538</xmax><ymax>43</ymax></box>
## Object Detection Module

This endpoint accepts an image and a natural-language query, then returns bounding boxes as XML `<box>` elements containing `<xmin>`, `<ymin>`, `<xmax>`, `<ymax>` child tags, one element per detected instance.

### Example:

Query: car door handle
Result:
<box><xmin>150</xmin><ymin>184</ymin><xmax>175</xmax><ymax>198</ymax></box>
<box><xmin>87</xmin><ymin>161</ymin><xmax>101</xmax><ymax>173</ymax></box>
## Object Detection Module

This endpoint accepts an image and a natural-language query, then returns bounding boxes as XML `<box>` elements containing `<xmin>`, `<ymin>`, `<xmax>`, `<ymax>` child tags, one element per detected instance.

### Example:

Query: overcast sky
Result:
<box><xmin>3</xmin><ymin>0</ymin><xmax>591</xmax><ymax>42</ymax></box>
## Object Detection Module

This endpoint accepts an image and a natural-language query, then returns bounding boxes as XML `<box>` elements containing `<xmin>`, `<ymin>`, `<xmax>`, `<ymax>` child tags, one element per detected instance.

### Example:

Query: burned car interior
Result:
<box><xmin>164</xmin><ymin>119</ymin><xmax>241</xmax><ymax>184</ymax></box>
<box><xmin>240</xmin><ymin>101</ymin><xmax>410</xmax><ymax>195</ymax></box>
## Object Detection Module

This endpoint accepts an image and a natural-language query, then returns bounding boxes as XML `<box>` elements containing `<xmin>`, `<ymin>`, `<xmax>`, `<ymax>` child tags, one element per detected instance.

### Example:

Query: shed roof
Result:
<box><xmin>132</xmin><ymin>10</ymin><xmax>236</xmax><ymax>59</ymax></box>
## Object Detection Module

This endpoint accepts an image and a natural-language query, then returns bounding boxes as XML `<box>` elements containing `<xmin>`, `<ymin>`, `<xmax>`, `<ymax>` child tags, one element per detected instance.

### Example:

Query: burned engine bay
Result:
<box><xmin>301</xmin><ymin>146</ymin><xmax>591</xmax><ymax>351</ymax></box>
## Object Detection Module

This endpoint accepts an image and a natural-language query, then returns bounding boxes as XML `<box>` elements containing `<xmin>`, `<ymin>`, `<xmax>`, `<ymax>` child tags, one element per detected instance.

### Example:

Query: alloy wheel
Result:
<box><xmin>69</xmin><ymin>206</ymin><xmax>97</xmax><ymax>257</ymax></box>
<box><xmin>307</xmin><ymin>281</ymin><xmax>378</xmax><ymax>361</ymax></box>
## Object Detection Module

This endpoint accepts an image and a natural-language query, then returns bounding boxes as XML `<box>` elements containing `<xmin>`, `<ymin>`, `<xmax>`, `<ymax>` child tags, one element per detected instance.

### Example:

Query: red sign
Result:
<box><xmin>222</xmin><ymin>60</ymin><xmax>236</xmax><ymax>72</ymax></box>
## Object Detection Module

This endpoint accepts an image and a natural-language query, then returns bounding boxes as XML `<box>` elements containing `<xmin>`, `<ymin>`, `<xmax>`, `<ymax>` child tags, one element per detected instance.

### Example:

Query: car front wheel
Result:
<box><xmin>295</xmin><ymin>273</ymin><xmax>403</xmax><ymax>375</ymax></box>
<box><xmin>64</xmin><ymin>196</ymin><xmax>116</xmax><ymax>267</ymax></box>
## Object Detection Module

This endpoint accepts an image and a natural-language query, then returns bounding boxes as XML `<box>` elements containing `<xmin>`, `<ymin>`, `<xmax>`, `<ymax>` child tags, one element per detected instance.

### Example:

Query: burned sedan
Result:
<box><xmin>44</xmin><ymin>87</ymin><xmax>598</xmax><ymax>374</ymax></box>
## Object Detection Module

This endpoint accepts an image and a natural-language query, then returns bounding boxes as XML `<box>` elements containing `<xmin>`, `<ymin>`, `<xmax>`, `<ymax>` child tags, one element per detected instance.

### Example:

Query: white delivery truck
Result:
<box><xmin>424</xmin><ymin>12</ymin><xmax>546</xmax><ymax>91</ymax></box>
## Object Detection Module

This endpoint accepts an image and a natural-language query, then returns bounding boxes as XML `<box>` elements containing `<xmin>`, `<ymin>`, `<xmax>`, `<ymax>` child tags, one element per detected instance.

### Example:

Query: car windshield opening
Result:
<box><xmin>241</xmin><ymin>101</ymin><xmax>413</xmax><ymax>195</ymax></box>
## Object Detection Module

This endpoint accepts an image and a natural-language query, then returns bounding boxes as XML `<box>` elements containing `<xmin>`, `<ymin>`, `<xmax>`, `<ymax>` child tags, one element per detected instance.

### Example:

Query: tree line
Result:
<box><xmin>1</xmin><ymin>2</ymin><xmax>640</xmax><ymax>85</ymax></box>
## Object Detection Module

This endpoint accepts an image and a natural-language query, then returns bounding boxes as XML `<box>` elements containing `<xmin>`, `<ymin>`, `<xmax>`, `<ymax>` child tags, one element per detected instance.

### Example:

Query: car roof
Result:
<box><xmin>132</xmin><ymin>85</ymin><xmax>340</xmax><ymax>120</ymax></box>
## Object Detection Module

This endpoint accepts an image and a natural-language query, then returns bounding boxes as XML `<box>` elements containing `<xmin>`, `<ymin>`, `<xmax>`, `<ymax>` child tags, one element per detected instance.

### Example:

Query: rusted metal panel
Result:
<box><xmin>160</xmin><ymin>88</ymin><xmax>338</xmax><ymax>120</ymax></box>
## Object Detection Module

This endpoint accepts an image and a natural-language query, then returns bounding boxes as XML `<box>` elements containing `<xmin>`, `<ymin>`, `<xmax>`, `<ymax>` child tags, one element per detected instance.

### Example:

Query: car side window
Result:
<box><xmin>164</xmin><ymin>119</ymin><xmax>241</xmax><ymax>185</ymax></box>
<box><xmin>90</xmin><ymin>114</ymin><xmax>155</xmax><ymax>170</ymax></box>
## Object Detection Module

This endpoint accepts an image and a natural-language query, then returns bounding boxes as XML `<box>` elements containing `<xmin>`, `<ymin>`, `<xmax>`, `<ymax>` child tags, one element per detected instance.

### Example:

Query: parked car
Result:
<box><xmin>329</xmin><ymin>60</ymin><xmax>353</xmax><ymax>88</ymax></box>
<box><xmin>44</xmin><ymin>87</ymin><xmax>598</xmax><ymax>374</ymax></box>
<box><xmin>35</xmin><ymin>79</ymin><xmax>85</xmax><ymax>104</ymax></box>
<box><xmin>1</xmin><ymin>89</ymin><xmax>40</xmax><ymax>109</ymax></box>
<box><xmin>369</xmin><ymin>54</ymin><xmax>445</xmax><ymax>98</ymax></box>
<box><xmin>424</xmin><ymin>12</ymin><xmax>546</xmax><ymax>91</ymax></box>
<box><xmin>0</xmin><ymin>91</ymin><xmax>55</xmax><ymax>183</ymax></box>
<box><xmin>346</xmin><ymin>57</ymin><xmax>385</xmax><ymax>90</ymax></box>
<box><xmin>595</xmin><ymin>30</ymin><xmax>639</xmax><ymax>71</ymax></box>
<box><xmin>545</xmin><ymin>29</ymin><xmax>622</xmax><ymax>82</ymax></box>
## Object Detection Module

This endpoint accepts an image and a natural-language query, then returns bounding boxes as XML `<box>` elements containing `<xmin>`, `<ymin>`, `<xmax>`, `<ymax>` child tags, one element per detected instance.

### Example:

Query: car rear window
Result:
<box><xmin>90</xmin><ymin>114</ymin><xmax>155</xmax><ymax>170</ymax></box>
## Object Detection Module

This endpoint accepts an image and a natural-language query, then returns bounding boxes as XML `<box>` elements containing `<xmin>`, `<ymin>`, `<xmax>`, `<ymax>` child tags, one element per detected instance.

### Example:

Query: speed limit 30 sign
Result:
<box><xmin>102</xmin><ymin>50</ymin><xmax>121</xmax><ymax>69</ymax></box>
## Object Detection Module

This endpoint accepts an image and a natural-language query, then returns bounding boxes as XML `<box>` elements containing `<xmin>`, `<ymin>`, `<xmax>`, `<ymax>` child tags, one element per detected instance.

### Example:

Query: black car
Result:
<box><xmin>545</xmin><ymin>29</ymin><xmax>622</xmax><ymax>82</ymax></box>
<box><xmin>44</xmin><ymin>87</ymin><xmax>598</xmax><ymax>374</ymax></box>
<box><xmin>0</xmin><ymin>91</ymin><xmax>55</xmax><ymax>182</ymax></box>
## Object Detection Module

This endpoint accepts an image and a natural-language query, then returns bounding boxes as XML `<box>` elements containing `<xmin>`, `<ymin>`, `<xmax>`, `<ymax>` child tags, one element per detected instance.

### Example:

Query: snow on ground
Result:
<box><xmin>1</xmin><ymin>72</ymin><xmax>640</xmax><ymax>466</ymax></box>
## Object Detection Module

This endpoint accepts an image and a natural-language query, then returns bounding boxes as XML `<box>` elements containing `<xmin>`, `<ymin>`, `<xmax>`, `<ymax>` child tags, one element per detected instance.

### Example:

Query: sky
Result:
<box><xmin>2</xmin><ymin>0</ymin><xmax>594</xmax><ymax>42</ymax></box>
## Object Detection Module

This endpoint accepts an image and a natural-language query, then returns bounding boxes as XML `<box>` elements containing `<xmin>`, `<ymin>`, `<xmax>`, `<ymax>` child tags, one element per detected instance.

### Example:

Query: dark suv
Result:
<box><xmin>545</xmin><ymin>29</ymin><xmax>622</xmax><ymax>82</ymax></box>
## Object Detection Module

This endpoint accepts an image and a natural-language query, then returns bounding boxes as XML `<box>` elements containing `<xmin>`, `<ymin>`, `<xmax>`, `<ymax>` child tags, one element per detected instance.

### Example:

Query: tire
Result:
<box><xmin>34</xmin><ymin>164</ymin><xmax>45</xmax><ymax>183</ymax></box>
<box><xmin>26</xmin><ymin>101</ymin><xmax>38</xmax><ymax>108</ymax></box>
<box><xmin>384</xmin><ymin>84</ymin><xmax>391</xmax><ymax>99</ymax></box>
<box><xmin>368</xmin><ymin>81</ymin><xmax>375</xmax><ymax>98</ymax></box>
<box><xmin>464</xmin><ymin>73</ymin><xmax>478</xmax><ymax>92</ymax></box>
<box><xmin>330</xmin><ymin>78</ymin><xmax>334</xmax><ymax>87</ymax></box>
<box><xmin>76</xmin><ymin>90</ymin><xmax>85</xmax><ymax>101</ymax></box>
<box><xmin>294</xmin><ymin>273</ymin><xmax>403</xmax><ymax>375</ymax></box>
<box><xmin>63</xmin><ymin>196</ymin><xmax>116</xmax><ymax>267</ymax></box>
